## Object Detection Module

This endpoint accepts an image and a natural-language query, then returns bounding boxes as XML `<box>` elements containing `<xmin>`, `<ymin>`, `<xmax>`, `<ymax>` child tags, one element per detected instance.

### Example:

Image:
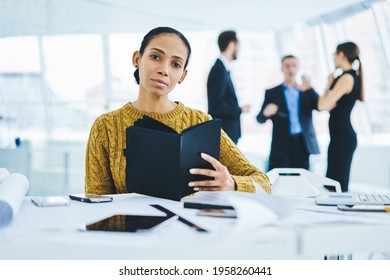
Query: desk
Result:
<box><xmin>0</xmin><ymin>194</ymin><xmax>389</xmax><ymax>260</ymax></box>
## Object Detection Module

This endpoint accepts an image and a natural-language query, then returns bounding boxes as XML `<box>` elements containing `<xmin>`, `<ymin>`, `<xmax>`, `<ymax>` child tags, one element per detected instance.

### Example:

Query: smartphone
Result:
<box><xmin>197</xmin><ymin>208</ymin><xmax>237</xmax><ymax>218</ymax></box>
<box><xmin>337</xmin><ymin>205</ymin><xmax>386</xmax><ymax>212</ymax></box>
<box><xmin>80</xmin><ymin>214</ymin><xmax>178</xmax><ymax>233</ymax></box>
<box><xmin>323</xmin><ymin>184</ymin><xmax>337</xmax><ymax>192</ymax></box>
<box><xmin>31</xmin><ymin>196</ymin><xmax>70</xmax><ymax>207</ymax></box>
<box><xmin>69</xmin><ymin>194</ymin><xmax>113</xmax><ymax>203</ymax></box>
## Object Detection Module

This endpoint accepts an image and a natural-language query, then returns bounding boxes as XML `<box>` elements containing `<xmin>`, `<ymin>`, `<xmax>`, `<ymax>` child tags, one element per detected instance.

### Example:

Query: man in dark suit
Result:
<box><xmin>256</xmin><ymin>55</ymin><xmax>320</xmax><ymax>171</ymax></box>
<box><xmin>207</xmin><ymin>30</ymin><xmax>249</xmax><ymax>144</ymax></box>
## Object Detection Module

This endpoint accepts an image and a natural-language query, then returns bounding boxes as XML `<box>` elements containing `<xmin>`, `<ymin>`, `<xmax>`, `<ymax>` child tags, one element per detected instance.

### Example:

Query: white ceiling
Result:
<box><xmin>0</xmin><ymin>0</ymin><xmax>383</xmax><ymax>37</ymax></box>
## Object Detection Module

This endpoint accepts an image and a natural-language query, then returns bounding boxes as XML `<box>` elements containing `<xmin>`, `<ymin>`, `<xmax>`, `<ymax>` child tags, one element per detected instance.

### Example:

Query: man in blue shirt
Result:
<box><xmin>256</xmin><ymin>55</ymin><xmax>320</xmax><ymax>171</ymax></box>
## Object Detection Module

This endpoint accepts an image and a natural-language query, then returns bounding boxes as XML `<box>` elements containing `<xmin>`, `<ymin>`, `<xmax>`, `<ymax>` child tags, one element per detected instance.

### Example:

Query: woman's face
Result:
<box><xmin>133</xmin><ymin>34</ymin><xmax>188</xmax><ymax>99</ymax></box>
<box><xmin>333</xmin><ymin>51</ymin><xmax>343</xmax><ymax>68</ymax></box>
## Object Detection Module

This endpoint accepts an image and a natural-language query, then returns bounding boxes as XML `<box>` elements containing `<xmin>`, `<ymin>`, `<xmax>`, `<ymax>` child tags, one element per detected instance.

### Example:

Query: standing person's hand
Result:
<box><xmin>188</xmin><ymin>153</ymin><xmax>236</xmax><ymax>191</ymax></box>
<box><xmin>298</xmin><ymin>74</ymin><xmax>312</xmax><ymax>92</ymax></box>
<box><xmin>241</xmin><ymin>105</ymin><xmax>250</xmax><ymax>113</ymax></box>
<box><xmin>263</xmin><ymin>103</ymin><xmax>279</xmax><ymax>117</ymax></box>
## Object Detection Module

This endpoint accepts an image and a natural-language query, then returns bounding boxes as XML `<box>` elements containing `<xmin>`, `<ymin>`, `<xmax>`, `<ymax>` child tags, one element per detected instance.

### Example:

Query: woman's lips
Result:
<box><xmin>151</xmin><ymin>79</ymin><xmax>168</xmax><ymax>87</ymax></box>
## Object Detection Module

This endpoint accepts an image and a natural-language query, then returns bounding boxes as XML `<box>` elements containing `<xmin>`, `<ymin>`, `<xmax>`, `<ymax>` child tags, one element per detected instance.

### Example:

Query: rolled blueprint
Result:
<box><xmin>0</xmin><ymin>168</ymin><xmax>10</xmax><ymax>182</ymax></box>
<box><xmin>0</xmin><ymin>173</ymin><xmax>29</xmax><ymax>227</ymax></box>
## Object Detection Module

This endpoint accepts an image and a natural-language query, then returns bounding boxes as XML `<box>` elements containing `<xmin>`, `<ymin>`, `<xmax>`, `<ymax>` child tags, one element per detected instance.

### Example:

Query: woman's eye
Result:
<box><xmin>173</xmin><ymin>62</ymin><xmax>182</xmax><ymax>69</ymax></box>
<box><xmin>150</xmin><ymin>54</ymin><xmax>160</xmax><ymax>60</ymax></box>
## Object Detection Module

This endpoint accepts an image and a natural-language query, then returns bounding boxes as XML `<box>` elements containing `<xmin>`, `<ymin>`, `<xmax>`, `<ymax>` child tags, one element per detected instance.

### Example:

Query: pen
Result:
<box><xmin>339</xmin><ymin>205</ymin><xmax>390</xmax><ymax>212</ymax></box>
<box><xmin>150</xmin><ymin>204</ymin><xmax>208</xmax><ymax>232</ymax></box>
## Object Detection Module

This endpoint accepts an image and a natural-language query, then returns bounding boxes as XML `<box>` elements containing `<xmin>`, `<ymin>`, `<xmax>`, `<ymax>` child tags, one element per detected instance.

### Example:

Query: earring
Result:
<box><xmin>178</xmin><ymin>81</ymin><xmax>182</xmax><ymax>84</ymax></box>
<box><xmin>134</xmin><ymin>64</ymin><xmax>138</xmax><ymax>68</ymax></box>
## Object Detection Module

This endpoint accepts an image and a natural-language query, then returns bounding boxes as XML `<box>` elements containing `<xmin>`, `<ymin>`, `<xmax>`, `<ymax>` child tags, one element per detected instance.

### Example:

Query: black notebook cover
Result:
<box><xmin>125</xmin><ymin>116</ymin><xmax>221</xmax><ymax>201</ymax></box>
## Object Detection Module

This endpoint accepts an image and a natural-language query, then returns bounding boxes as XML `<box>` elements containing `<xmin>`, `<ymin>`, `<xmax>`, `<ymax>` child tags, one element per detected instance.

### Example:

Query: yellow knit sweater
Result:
<box><xmin>85</xmin><ymin>102</ymin><xmax>271</xmax><ymax>194</ymax></box>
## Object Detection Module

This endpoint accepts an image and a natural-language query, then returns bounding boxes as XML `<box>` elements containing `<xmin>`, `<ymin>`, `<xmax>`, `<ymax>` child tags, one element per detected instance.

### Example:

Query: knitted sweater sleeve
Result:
<box><xmin>220</xmin><ymin>130</ymin><xmax>271</xmax><ymax>193</ymax></box>
<box><xmin>85</xmin><ymin>116</ymin><xmax>116</xmax><ymax>194</ymax></box>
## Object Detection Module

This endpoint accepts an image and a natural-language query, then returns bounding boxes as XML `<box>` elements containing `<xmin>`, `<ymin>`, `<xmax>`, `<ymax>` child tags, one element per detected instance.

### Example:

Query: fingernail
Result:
<box><xmin>189</xmin><ymin>169</ymin><xmax>195</xmax><ymax>174</ymax></box>
<box><xmin>201</xmin><ymin>153</ymin><xmax>206</xmax><ymax>158</ymax></box>
<box><xmin>189</xmin><ymin>182</ymin><xmax>194</xmax><ymax>187</ymax></box>
<box><xmin>193</xmin><ymin>188</ymin><xmax>199</xmax><ymax>191</ymax></box>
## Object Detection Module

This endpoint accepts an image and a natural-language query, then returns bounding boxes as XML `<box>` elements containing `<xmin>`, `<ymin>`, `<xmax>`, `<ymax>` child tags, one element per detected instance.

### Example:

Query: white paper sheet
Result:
<box><xmin>0</xmin><ymin>173</ymin><xmax>29</xmax><ymax>227</ymax></box>
<box><xmin>183</xmin><ymin>191</ymin><xmax>294</xmax><ymax>238</ymax></box>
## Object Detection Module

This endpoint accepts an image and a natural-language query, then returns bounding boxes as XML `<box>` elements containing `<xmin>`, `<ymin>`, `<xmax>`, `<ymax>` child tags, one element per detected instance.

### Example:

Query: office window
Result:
<box><xmin>0</xmin><ymin>36</ymin><xmax>44</xmax><ymax>147</ymax></box>
<box><xmin>108</xmin><ymin>33</ymin><xmax>144</xmax><ymax>111</ymax></box>
<box><xmin>42</xmin><ymin>34</ymin><xmax>105</xmax><ymax>138</ymax></box>
<box><xmin>342</xmin><ymin>8</ymin><xmax>390</xmax><ymax>132</ymax></box>
<box><xmin>384</xmin><ymin>0</ymin><xmax>390</xmax><ymax>24</ymax></box>
<box><xmin>0</xmin><ymin>36</ymin><xmax>41</xmax><ymax>73</ymax></box>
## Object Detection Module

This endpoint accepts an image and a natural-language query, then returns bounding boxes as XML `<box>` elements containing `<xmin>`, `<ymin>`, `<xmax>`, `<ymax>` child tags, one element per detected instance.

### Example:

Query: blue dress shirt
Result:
<box><xmin>282</xmin><ymin>83</ymin><xmax>302</xmax><ymax>135</ymax></box>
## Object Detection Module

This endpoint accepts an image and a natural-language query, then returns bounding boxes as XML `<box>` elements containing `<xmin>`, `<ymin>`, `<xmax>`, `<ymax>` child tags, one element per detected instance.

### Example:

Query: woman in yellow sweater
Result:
<box><xmin>85</xmin><ymin>27</ymin><xmax>270</xmax><ymax>195</ymax></box>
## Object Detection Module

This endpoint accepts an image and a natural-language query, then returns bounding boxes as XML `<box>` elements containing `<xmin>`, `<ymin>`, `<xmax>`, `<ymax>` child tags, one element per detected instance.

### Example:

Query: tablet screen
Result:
<box><xmin>81</xmin><ymin>214</ymin><xmax>177</xmax><ymax>233</ymax></box>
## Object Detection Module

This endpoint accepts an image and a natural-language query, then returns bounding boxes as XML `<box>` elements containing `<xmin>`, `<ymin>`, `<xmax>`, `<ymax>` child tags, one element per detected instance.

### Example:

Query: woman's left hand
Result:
<box><xmin>188</xmin><ymin>153</ymin><xmax>236</xmax><ymax>191</ymax></box>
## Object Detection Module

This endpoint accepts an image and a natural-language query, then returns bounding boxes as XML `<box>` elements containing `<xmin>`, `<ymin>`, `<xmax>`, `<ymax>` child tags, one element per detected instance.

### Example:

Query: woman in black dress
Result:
<box><xmin>318</xmin><ymin>42</ymin><xmax>364</xmax><ymax>192</ymax></box>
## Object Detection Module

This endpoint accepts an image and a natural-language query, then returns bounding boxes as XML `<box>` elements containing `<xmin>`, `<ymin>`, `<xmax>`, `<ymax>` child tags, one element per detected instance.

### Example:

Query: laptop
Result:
<box><xmin>315</xmin><ymin>192</ymin><xmax>390</xmax><ymax>206</ymax></box>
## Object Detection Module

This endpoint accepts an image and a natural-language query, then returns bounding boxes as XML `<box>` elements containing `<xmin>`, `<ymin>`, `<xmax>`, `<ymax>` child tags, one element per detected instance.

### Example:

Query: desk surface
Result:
<box><xmin>1</xmin><ymin>194</ymin><xmax>390</xmax><ymax>260</ymax></box>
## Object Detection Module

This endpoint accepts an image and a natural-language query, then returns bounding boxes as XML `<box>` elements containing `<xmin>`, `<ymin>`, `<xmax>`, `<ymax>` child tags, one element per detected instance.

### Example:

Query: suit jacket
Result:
<box><xmin>207</xmin><ymin>59</ymin><xmax>242</xmax><ymax>143</ymax></box>
<box><xmin>256</xmin><ymin>84</ymin><xmax>320</xmax><ymax>158</ymax></box>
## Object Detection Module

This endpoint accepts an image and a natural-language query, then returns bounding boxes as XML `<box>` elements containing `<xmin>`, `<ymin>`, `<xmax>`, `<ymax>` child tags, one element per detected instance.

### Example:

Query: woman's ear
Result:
<box><xmin>178</xmin><ymin>69</ymin><xmax>188</xmax><ymax>84</ymax></box>
<box><xmin>132</xmin><ymin>51</ymin><xmax>141</xmax><ymax>68</ymax></box>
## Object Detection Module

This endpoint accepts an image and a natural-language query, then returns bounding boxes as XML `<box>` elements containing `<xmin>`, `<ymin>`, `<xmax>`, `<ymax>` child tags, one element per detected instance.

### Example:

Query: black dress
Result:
<box><xmin>326</xmin><ymin>70</ymin><xmax>359</xmax><ymax>192</ymax></box>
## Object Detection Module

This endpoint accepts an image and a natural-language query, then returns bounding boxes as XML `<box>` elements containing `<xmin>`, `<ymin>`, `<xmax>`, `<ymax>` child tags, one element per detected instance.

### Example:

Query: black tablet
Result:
<box><xmin>80</xmin><ymin>214</ymin><xmax>177</xmax><ymax>233</ymax></box>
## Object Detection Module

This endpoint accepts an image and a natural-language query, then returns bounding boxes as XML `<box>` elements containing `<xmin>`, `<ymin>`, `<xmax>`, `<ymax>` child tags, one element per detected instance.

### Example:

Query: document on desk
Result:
<box><xmin>0</xmin><ymin>169</ymin><xmax>29</xmax><ymax>227</ymax></box>
<box><xmin>183</xmin><ymin>191</ymin><xmax>293</xmax><ymax>237</ymax></box>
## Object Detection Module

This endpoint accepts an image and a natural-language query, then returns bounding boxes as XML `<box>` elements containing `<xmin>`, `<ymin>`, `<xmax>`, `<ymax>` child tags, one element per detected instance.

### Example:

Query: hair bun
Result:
<box><xmin>352</xmin><ymin>59</ymin><xmax>360</xmax><ymax>70</ymax></box>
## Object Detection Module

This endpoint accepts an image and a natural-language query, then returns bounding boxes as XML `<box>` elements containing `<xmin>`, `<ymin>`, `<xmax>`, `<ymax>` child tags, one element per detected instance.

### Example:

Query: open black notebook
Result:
<box><xmin>125</xmin><ymin>116</ymin><xmax>222</xmax><ymax>201</ymax></box>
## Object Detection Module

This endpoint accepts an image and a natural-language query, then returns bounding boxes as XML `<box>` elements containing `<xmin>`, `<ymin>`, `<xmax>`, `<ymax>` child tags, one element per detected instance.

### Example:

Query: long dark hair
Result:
<box><xmin>133</xmin><ymin>27</ymin><xmax>192</xmax><ymax>85</ymax></box>
<box><xmin>336</xmin><ymin>41</ymin><xmax>364</xmax><ymax>101</ymax></box>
